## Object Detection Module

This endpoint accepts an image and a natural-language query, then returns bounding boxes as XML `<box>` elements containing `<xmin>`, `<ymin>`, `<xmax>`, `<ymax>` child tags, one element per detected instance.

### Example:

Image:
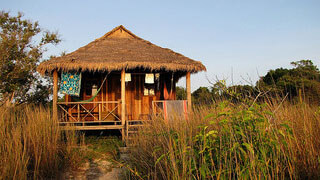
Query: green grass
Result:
<box><xmin>127</xmin><ymin>100</ymin><xmax>320</xmax><ymax>179</ymax></box>
<box><xmin>83</xmin><ymin>135</ymin><xmax>124</xmax><ymax>161</ymax></box>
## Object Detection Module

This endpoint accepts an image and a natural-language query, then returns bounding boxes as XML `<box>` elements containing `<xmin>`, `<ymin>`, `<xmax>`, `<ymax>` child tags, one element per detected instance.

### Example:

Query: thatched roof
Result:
<box><xmin>37</xmin><ymin>25</ymin><xmax>206</xmax><ymax>75</ymax></box>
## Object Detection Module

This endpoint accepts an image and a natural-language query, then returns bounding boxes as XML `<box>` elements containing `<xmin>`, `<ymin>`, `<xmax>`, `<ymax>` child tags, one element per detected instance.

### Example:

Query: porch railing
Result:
<box><xmin>152</xmin><ymin>100</ymin><xmax>188</xmax><ymax>120</ymax></box>
<box><xmin>57</xmin><ymin>101</ymin><xmax>121</xmax><ymax>123</ymax></box>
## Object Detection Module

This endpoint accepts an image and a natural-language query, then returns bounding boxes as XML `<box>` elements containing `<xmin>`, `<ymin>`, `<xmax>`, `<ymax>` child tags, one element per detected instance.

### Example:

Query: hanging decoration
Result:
<box><xmin>145</xmin><ymin>73</ymin><xmax>154</xmax><ymax>84</ymax></box>
<box><xmin>144</xmin><ymin>88</ymin><xmax>149</xmax><ymax>96</ymax></box>
<box><xmin>155</xmin><ymin>73</ymin><xmax>160</xmax><ymax>80</ymax></box>
<box><xmin>149</xmin><ymin>88</ymin><xmax>155</xmax><ymax>95</ymax></box>
<box><xmin>155</xmin><ymin>73</ymin><xmax>160</xmax><ymax>90</ymax></box>
<box><xmin>125</xmin><ymin>73</ymin><xmax>131</xmax><ymax>82</ymax></box>
<box><xmin>59</xmin><ymin>72</ymin><xmax>82</xmax><ymax>96</ymax></box>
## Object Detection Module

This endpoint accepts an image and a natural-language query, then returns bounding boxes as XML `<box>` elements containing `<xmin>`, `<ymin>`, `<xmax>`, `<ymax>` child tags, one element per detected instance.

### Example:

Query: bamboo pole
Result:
<box><xmin>186</xmin><ymin>72</ymin><xmax>192</xmax><ymax>113</ymax></box>
<box><xmin>53</xmin><ymin>70</ymin><xmax>58</xmax><ymax>122</ymax></box>
<box><xmin>121</xmin><ymin>69</ymin><xmax>126</xmax><ymax>139</ymax></box>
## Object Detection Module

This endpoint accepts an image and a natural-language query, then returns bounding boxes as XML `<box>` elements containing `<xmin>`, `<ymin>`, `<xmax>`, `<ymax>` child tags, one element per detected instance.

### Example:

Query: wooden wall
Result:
<box><xmin>66</xmin><ymin>71</ymin><xmax>177</xmax><ymax>121</ymax></box>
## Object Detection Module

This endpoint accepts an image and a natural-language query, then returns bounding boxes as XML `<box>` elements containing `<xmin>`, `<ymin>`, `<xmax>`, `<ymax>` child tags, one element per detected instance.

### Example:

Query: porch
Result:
<box><xmin>54</xmin><ymin>70</ymin><xmax>192</xmax><ymax>134</ymax></box>
<box><xmin>58</xmin><ymin>101</ymin><xmax>122</xmax><ymax>130</ymax></box>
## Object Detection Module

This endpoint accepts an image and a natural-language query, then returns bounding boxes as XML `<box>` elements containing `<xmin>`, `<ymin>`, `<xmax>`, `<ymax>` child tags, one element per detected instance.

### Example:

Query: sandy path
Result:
<box><xmin>63</xmin><ymin>147</ymin><xmax>130</xmax><ymax>180</ymax></box>
<box><xmin>63</xmin><ymin>158</ymin><xmax>124</xmax><ymax>180</ymax></box>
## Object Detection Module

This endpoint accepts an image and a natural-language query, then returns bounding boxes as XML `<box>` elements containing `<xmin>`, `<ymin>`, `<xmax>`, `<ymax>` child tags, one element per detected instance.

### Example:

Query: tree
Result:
<box><xmin>222</xmin><ymin>85</ymin><xmax>258</xmax><ymax>102</ymax></box>
<box><xmin>192</xmin><ymin>87</ymin><xmax>213</xmax><ymax>105</ymax></box>
<box><xmin>257</xmin><ymin>60</ymin><xmax>320</xmax><ymax>103</ymax></box>
<box><xmin>0</xmin><ymin>11</ymin><xmax>60</xmax><ymax>105</ymax></box>
<box><xmin>176</xmin><ymin>86</ymin><xmax>186</xmax><ymax>100</ymax></box>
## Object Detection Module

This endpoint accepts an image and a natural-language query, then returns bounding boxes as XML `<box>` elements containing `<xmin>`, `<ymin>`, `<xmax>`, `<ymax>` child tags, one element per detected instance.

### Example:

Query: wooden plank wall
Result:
<box><xmin>65</xmin><ymin>72</ymin><xmax>177</xmax><ymax>121</ymax></box>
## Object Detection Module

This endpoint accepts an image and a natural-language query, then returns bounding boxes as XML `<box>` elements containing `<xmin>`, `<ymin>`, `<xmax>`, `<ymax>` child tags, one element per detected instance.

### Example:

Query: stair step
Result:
<box><xmin>119</xmin><ymin>147</ymin><xmax>130</xmax><ymax>153</ymax></box>
<box><xmin>125</xmin><ymin>121</ymin><xmax>148</xmax><ymax>147</ymax></box>
<box><xmin>127</xmin><ymin>120</ymin><xmax>150</xmax><ymax>124</ymax></box>
<box><xmin>128</xmin><ymin>131</ymin><xmax>138</xmax><ymax>134</ymax></box>
<box><xmin>128</xmin><ymin>122</ymin><xmax>145</xmax><ymax>125</ymax></box>
<box><xmin>128</xmin><ymin>124</ymin><xmax>144</xmax><ymax>127</ymax></box>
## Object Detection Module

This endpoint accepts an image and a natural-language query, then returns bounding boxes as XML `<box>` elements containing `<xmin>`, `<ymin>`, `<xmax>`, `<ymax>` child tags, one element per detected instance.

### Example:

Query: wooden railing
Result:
<box><xmin>152</xmin><ymin>100</ymin><xmax>188</xmax><ymax>120</ymax></box>
<box><xmin>57</xmin><ymin>101</ymin><xmax>121</xmax><ymax>122</ymax></box>
<box><xmin>152</xmin><ymin>100</ymin><xmax>165</xmax><ymax>116</ymax></box>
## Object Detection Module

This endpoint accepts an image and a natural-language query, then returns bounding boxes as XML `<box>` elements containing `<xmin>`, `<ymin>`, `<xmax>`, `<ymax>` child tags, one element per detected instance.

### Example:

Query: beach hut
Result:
<box><xmin>37</xmin><ymin>25</ymin><xmax>206</xmax><ymax>136</ymax></box>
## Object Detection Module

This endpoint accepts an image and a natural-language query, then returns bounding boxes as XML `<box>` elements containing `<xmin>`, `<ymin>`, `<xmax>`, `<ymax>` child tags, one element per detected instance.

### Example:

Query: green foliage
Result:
<box><xmin>190</xmin><ymin>82</ymin><xmax>258</xmax><ymax>105</ymax></box>
<box><xmin>0</xmin><ymin>11</ymin><xmax>60</xmax><ymax>105</ymax></box>
<box><xmin>221</xmin><ymin>84</ymin><xmax>258</xmax><ymax>103</ymax></box>
<box><xmin>192</xmin><ymin>86</ymin><xmax>213</xmax><ymax>105</ymax></box>
<box><xmin>258</xmin><ymin>60</ymin><xmax>320</xmax><ymax>103</ymax></box>
<box><xmin>190</xmin><ymin>102</ymin><xmax>293</xmax><ymax>179</ymax></box>
<box><xmin>84</xmin><ymin>136</ymin><xmax>123</xmax><ymax>160</ymax></box>
<box><xmin>148</xmin><ymin>102</ymin><xmax>293</xmax><ymax>179</ymax></box>
<box><xmin>175</xmin><ymin>86</ymin><xmax>186</xmax><ymax>100</ymax></box>
<box><xmin>23</xmin><ymin>75</ymin><xmax>52</xmax><ymax>105</ymax></box>
<box><xmin>189</xmin><ymin>59</ymin><xmax>320</xmax><ymax>105</ymax></box>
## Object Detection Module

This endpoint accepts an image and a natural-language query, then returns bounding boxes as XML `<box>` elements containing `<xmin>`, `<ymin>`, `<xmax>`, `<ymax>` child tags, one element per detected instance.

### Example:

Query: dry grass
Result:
<box><xmin>0</xmin><ymin>105</ymin><xmax>83</xmax><ymax>179</ymax></box>
<box><xmin>127</xmin><ymin>100</ymin><xmax>320</xmax><ymax>179</ymax></box>
<box><xmin>273</xmin><ymin>102</ymin><xmax>320</xmax><ymax>178</ymax></box>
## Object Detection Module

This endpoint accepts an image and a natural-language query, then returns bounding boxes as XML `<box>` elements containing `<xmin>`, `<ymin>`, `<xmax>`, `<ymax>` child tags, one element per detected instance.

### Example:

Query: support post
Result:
<box><xmin>77</xmin><ymin>104</ymin><xmax>80</xmax><ymax>121</ymax></box>
<box><xmin>186</xmin><ymin>72</ymin><xmax>192</xmax><ymax>113</ymax></box>
<box><xmin>53</xmin><ymin>70</ymin><xmax>58</xmax><ymax>122</ymax></box>
<box><xmin>99</xmin><ymin>104</ymin><xmax>102</xmax><ymax>121</ymax></box>
<box><xmin>121</xmin><ymin>69</ymin><xmax>126</xmax><ymax>140</ymax></box>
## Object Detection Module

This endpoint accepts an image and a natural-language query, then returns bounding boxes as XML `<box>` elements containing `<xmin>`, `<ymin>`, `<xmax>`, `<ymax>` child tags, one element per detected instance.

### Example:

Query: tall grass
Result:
<box><xmin>0</xmin><ymin>105</ymin><xmax>81</xmax><ymax>179</ymax></box>
<box><xmin>128</xmin><ymin>100</ymin><xmax>320</xmax><ymax>179</ymax></box>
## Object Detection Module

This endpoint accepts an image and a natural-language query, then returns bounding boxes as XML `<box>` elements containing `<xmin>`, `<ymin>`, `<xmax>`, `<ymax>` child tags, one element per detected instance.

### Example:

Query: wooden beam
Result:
<box><xmin>53</xmin><ymin>70</ymin><xmax>58</xmax><ymax>122</ymax></box>
<box><xmin>60</xmin><ymin>125</ymin><xmax>124</xmax><ymax>131</ymax></box>
<box><xmin>57</xmin><ymin>101</ymin><xmax>119</xmax><ymax>105</ymax></box>
<box><xmin>186</xmin><ymin>72</ymin><xmax>192</xmax><ymax>112</ymax></box>
<box><xmin>121</xmin><ymin>69</ymin><xmax>126</xmax><ymax>139</ymax></box>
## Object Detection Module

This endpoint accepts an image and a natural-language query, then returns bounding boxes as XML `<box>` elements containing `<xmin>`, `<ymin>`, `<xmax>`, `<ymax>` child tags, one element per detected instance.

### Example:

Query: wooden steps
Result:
<box><xmin>125</xmin><ymin>119</ymin><xmax>149</xmax><ymax>146</ymax></box>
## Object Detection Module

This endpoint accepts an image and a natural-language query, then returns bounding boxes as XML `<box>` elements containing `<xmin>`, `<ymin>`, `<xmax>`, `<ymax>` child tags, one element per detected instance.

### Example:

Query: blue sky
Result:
<box><xmin>2</xmin><ymin>0</ymin><xmax>320</xmax><ymax>91</ymax></box>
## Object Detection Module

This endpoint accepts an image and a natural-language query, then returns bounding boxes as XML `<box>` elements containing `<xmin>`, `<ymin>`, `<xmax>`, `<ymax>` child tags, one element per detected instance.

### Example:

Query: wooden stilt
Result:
<box><xmin>186</xmin><ymin>72</ymin><xmax>192</xmax><ymax>113</ymax></box>
<box><xmin>121</xmin><ymin>69</ymin><xmax>126</xmax><ymax>140</ymax></box>
<box><xmin>53</xmin><ymin>70</ymin><xmax>58</xmax><ymax>122</ymax></box>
